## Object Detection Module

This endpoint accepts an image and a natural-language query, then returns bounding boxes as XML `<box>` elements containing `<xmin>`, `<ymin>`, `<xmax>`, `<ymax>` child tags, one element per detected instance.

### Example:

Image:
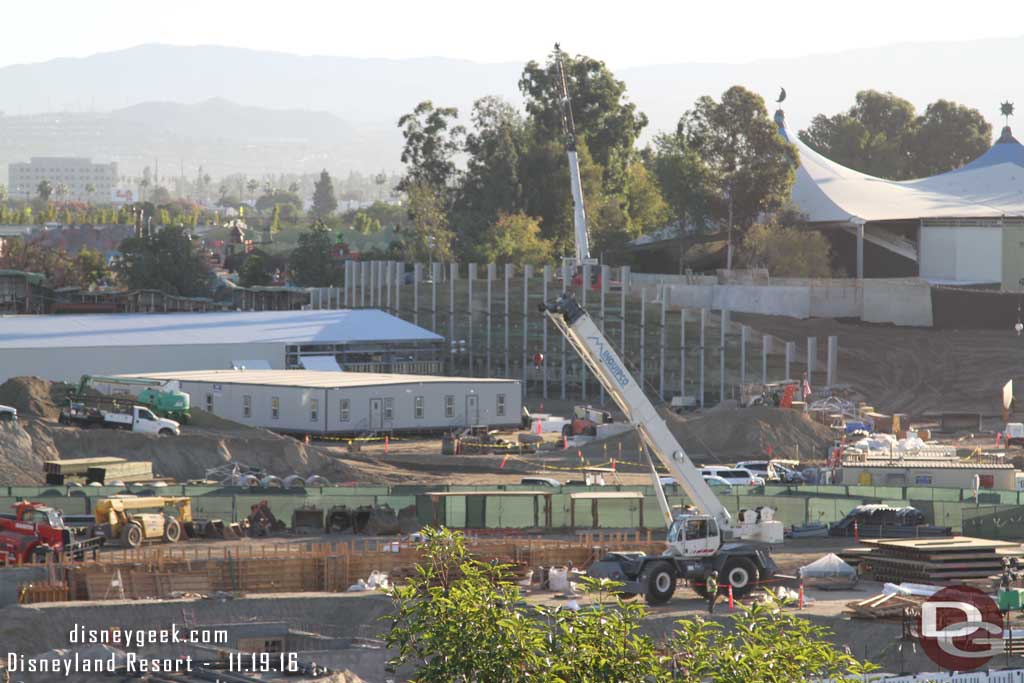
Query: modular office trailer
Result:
<box><xmin>111</xmin><ymin>370</ymin><xmax>522</xmax><ymax>434</ymax></box>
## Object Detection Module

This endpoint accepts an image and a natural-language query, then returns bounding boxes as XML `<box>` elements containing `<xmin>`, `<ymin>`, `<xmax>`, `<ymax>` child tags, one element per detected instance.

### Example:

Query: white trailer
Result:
<box><xmin>113</xmin><ymin>370</ymin><xmax>523</xmax><ymax>435</ymax></box>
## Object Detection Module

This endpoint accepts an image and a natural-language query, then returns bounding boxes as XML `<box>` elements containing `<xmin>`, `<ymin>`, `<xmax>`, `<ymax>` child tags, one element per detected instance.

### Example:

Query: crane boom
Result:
<box><xmin>554</xmin><ymin>44</ymin><xmax>592</xmax><ymax>266</ymax></box>
<box><xmin>540</xmin><ymin>295</ymin><xmax>733</xmax><ymax>531</ymax></box>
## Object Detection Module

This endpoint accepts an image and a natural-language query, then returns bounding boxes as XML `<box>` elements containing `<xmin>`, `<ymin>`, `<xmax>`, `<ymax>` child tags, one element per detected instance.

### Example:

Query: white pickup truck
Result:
<box><xmin>59</xmin><ymin>403</ymin><xmax>181</xmax><ymax>436</ymax></box>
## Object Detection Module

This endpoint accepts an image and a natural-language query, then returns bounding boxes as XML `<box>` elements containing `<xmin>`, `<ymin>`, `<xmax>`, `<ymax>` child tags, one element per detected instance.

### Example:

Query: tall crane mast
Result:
<box><xmin>554</xmin><ymin>44</ymin><xmax>595</xmax><ymax>269</ymax></box>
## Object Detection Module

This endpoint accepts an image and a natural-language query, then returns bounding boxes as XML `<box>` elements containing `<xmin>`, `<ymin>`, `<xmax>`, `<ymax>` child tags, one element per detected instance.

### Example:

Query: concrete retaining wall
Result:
<box><xmin>630</xmin><ymin>273</ymin><xmax>933</xmax><ymax>327</ymax></box>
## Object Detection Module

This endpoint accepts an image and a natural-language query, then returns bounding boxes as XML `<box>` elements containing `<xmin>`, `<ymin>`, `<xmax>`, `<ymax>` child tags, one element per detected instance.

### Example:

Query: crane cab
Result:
<box><xmin>667</xmin><ymin>513</ymin><xmax>722</xmax><ymax>558</ymax></box>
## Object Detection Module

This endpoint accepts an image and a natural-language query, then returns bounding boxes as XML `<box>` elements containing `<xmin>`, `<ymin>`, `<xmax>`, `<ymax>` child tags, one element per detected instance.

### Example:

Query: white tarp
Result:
<box><xmin>231</xmin><ymin>360</ymin><xmax>272</xmax><ymax>370</ymax></box>
<box><xmin>299</xmin><ymin>356</ymin><xmax>342</xmax><ymax>372</ymax></box>
<box><xmin>799</xmin><ymin>553</ymin><xmax>857</xmax><ymax>581</ymax></box>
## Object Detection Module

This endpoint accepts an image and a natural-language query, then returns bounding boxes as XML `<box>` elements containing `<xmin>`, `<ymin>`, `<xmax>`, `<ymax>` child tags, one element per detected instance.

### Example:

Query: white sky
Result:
<box><xmin>1</xmin><ymin>0</ymin><xmax>1022</xmax><ymax>68</ymax></box>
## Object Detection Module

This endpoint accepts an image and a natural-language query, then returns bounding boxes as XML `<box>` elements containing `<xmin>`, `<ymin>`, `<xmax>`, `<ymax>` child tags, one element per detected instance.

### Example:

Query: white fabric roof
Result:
<box><xmin>780</xmin><ymin>116</ymin><xmax>1024</xmax><ymax>223</ymax></box>
<box><xmin>0</xmin><ymin>309</ymin><xmax>443</xmax><ymax>349</ymax></box>
<box><xmin>117</xmin><ymin>369</ymin><xmax>515</xmax><ymax>388</ymax></box>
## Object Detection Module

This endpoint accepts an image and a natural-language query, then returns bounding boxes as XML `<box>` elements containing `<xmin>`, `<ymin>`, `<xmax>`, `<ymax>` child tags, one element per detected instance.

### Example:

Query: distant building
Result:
<box><xmin>8</xmin><ymin>156</ymin><xmax>118</xmax><ymax>202</ymax></box>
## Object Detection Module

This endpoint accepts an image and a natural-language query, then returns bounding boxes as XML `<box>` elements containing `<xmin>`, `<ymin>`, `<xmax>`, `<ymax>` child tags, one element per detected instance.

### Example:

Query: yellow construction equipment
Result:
<box><xmin>94</xmin><ymin>496</ymin><xmax>192</xmax><ymax>548</ymax></box>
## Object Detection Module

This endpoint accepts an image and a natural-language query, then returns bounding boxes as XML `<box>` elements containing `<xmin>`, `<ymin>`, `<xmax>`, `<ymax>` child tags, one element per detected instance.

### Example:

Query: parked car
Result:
<box><xmin>520</xmin><ymin>477</ymin><xmax>562</xmax><ymax>489</ymax></box>
<box><xmin>699</xmin><ymin>467</ymin><xmax>765</xmax><ymax>487</ymax></box>
<box><xmin>736</xmin><ymin>460</ymin><xmax>805</xmax><ymax>484</ymax></box>
<box><xmin>659</xmin><ymin>475</ymin><xmax>734</xmax><ymax>494</ymax></box>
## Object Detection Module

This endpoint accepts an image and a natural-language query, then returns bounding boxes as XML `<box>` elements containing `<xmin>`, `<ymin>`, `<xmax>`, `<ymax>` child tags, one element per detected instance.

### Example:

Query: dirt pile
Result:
<box><xmin>578</xmin><ymin>405</ymin><xmax>835</xmax><ymax>464</ymax></box>
<box><xmin>0</xmin><ymin>376</ymin><xmax>71</xmax><ymax>420</ymax></box>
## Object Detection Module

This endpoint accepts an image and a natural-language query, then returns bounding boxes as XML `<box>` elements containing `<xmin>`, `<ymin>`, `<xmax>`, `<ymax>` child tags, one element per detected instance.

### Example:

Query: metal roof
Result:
<box><xmin>0</xmin><ymin>309</ymin><xmax>443</xmax><ymax>349</ymax></box>
<box><xmin>117</xmin><ymin>369</ymin><xmax>518</xmax><ymax>388</ymax></box>
<box><xmin>840</xmin><ymin>460</ymin><xmax>1013</xmax><ymax>469</ymax></box>
<box><xmin>568</xmin><ymin>491</ymin><xmax>645</xmax><ymax>500</ymax></box>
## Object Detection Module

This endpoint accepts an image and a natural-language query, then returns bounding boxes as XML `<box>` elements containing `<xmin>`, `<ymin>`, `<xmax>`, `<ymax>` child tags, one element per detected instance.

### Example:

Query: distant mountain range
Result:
<box><xmin>0</xmin><ymin>39</ymin><xmax>1020</xmax><ymax>177</ymax></box>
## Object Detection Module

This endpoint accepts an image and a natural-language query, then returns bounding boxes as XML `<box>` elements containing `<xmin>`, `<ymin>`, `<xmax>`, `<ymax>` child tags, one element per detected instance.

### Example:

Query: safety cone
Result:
<box><xmin>384</xmin><ymin>434</ymin><xmax>389</xmax><ymax>455</ymax></box>
<box><xmin>499</xmin><ymin>454</ymin><xmax>509</xmax><ymax>469</ymax></box>
<box><xmin>728</xmin><ymin>584</ymin><xmax>734</xmax><ymax>610</ymax></box>
<box><xmin>563</xmin><ymin>434</ymin><xmax>568</xmax><ymax>449</ymax></box>
<box><xmin>535</xmin><ymin>419</ymin><xmax>542</xmax><ymax>434</ymax></box>
<box><xmin>304</xmin><ymin>434</ymin><xmax>310</xmax><ymax>444</ymax></box>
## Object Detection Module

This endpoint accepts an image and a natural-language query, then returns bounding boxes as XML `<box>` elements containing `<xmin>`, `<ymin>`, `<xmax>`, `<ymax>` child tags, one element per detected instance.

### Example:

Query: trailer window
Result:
<box><xmin>242</xmin><ymin>395</ymin><xmax>252</xmax><ymax>418</ymax></box>
<box><xmin>310</xmin><ymin>399</ymin><xmax>319</xmax><ymax>422</ymax></box>
<box><xmin>497</xmin><ymin>394</ymin><xmax>506</xmax><ymax>417</ymax></box>
<box><xmin>205</xmin><ymin>394</ymin><xmax>214</xmax><ymax>412</ymax></box>
<box><xmin>384</xmin><ymin>398</ymin><xmax>393</xmax><ymax>421</ymax></box>
<box><xmin>271</xmin><ymin>397</ymin><xmax>280</xmax><ymax>420</ymax></box>
<box><xmin>414</xmin><ymin>396</ymin><xmax>424</xmax><ymax>419</ymax></box>
<box><xmin>339</xmin><ymin>399</ymin><xmax>350</xmax><ymax>422</ymax></box>
<box><xmin>445</xmin><ymin>395</ymin><xmax>454</xmax><ymax>418</ymax></box>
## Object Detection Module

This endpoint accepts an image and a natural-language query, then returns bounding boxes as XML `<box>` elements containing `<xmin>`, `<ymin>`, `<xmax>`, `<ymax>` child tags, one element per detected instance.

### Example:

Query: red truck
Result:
<box><xmin>0</xmin><ymin>501</ymin><xmax>103</xmax><ymax>564</ymax></box>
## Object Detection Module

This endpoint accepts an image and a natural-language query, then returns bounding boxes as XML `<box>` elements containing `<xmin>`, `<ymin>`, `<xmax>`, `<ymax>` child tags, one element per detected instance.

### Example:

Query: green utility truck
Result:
<box><xmin>71</xmin><ymin>375</ymin><xmax>191</xmax><ymax>423</ymax></box>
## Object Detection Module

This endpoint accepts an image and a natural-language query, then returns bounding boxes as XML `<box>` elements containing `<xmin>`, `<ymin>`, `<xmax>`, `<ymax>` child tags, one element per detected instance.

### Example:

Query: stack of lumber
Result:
<box><xmin>45</xmin><ymin>457</ymin><xmax>153</xmax><ymax>484</ymax></box>
<box><xmin>845</xmin><ymin>592</ymin><xmax>926</xmax><ymax>620</ymax></box>
<box><xmin>858</xmin><ymin>536</ymin><xmax>1022</xmax><ymax>584</ymax></box>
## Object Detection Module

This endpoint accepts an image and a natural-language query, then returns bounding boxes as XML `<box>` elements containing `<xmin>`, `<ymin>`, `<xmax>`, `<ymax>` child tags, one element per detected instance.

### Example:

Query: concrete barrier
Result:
<box><xmin>862</xmin><ymin>279</ymin><xmax>933</xmax><ymax>327</ymax></box>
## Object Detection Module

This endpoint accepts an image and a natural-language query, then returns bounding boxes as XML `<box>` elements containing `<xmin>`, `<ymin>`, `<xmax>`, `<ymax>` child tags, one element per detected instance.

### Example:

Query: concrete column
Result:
<box><xmin>659</xmin><ymin>286</ymin><xmax>667</xmax><ymax>400</ymax></box>
<box><xmin>522</xmin><ymin>264</ymin><xmax>531</xmax><ymax>387</ymax></box>
<box><xmin>680</xmin><ymin>309</ymin><xmax>686</xmax><ymax>400</ymax></box>
<box><xmin>431</xmin><ymin>262</ymin><xmax>439</xmax><ymax>333</ymax></box>
<box><xmin>640</xmin><ymin>287</ymin><xmax>646</xmax><ymax>392</ymax></box>
<box><xmin>807</xmin><ymin>336</ymin><xmax>818</xmax><ymax>384</ymax></box>
<box><xmin>785</xmin><ymin>341</ymin><xmax>794</xmax><ymax>380</ymax></box>
<box><xmin>486</xmin><ymin>263</ymin><xmax>495</xmax><ymax>377</ymax></box>
<box><xmin>468</xmin><ymin>263</ymin><xmax>476</xmax><ymax>377</ymax></box>
<box><xmin>543</xmin><ymin>265</ymin><xmax>551</xmax><ymax>400</ymax></box>
<box><xmin>762</xmin><ymin>335</ymin><xmax>772</xmax><ymax>384</ymax></box>
<box><xmin>699</xmin><ymin>309</ymin><xmax>706</xmax><ymax>408</ymax></box>
<box><xmin>413</xmin><ymin>263</ymin><xmax>422</xmax><ymax>326</ymax></box>
<box><xmin>719</xmin><ymin>310</ymin><xmax>730</xmax><ymax>404</ymax></box>
<box><xmin>449</xmin><ymin>263</ymin><xmax>458</xmax><ymax>370</ymax></box>
<box><xmin>855</xmin><ymin>220</ymin><xmax>865</xmax><ymax>280</ymax></box>
<box><xmin>740</xmin><ymin>325</ymin><xmax>748</xmax><ymax>386</ymax></box>
<box><xmin>504</xmin><ymin>263</ymin><xmax>512</xmax><ymax>378</ymax></box>
<box><xmin>827</xmin><ymin>335</ymin><xmax>838</xmax><ymax>388</ymax></box>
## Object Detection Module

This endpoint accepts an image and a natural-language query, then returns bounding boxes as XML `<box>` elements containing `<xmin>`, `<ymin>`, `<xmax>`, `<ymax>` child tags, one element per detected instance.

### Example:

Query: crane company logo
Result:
<box><xmin>917</xmin><ymin>585</ymin><xmax>1003</xmax><ymax>670</ymax></box>
<box><xmin>586</xmin><ymin>336</ymin><xmax>629</xmax><ymax>388</ymax></box>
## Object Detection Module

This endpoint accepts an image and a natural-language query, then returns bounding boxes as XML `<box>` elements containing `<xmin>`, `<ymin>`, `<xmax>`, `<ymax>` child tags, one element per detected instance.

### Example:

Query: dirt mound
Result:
<box><xmin>186</xmin><ymin>407</ymin><xmax>266</xmax><ymax>434</ymax></box>
<box><xmin>0</xmin><ymin>421</ymin><xmax>50</xmax><ymax>484</ymax></box>
<box><xmin>578</xmin><ymin>406</ymin><xmax>834</xmax><ymax>464</ymax></box>
<box><xmin>0</xmin><ymin>376</ymin><xmax>70</xmax><ymax>420</ymax></box>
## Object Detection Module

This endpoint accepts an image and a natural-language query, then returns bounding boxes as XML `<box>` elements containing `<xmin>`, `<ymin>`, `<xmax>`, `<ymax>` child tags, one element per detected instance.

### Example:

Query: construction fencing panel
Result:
<box><xmin>484</xmin><ymin>497</ymin><xmax>537</xmax><ymax>528</ymax></box>
<box><xmin>962</xmin><ymin>505</ymin><xmax>1024</xmax><ymax>540</ymax></box>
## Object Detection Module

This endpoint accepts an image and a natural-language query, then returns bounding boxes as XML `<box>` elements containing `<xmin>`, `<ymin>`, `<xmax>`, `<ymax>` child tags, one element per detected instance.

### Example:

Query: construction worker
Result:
<box><xmin>705</xmin><ymin>570</ymin><xmax>720</xmax><ymax>614</ymax></box>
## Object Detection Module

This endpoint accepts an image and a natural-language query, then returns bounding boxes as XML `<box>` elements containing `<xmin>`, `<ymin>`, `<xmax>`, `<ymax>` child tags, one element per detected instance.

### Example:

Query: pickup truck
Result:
<box><xmin>59</xmin><ymin>402</ymin><xmax>181</xmax><ymax>436</ymax></box>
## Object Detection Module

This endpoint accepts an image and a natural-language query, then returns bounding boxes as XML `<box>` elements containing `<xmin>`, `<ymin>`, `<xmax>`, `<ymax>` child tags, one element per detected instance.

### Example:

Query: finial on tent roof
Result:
<box><xmin>1001</xmin><ymin>101</ymin><xmax>1014</xmax><ymax>125</ymax></box>
<box><xmin>774</xmin><ymin>108</ymin><xmax>785</xmax><ymax>127</ymax></box>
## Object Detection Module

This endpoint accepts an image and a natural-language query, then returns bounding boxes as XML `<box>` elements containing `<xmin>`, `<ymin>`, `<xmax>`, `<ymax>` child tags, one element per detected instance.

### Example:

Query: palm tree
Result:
<box><xmin>246</xmin><ymin>179</ymin><xmax>259</xmax><ymax>203</ymax></box>
<box><xmin>85</xmin><ymin>183</ymin><xmax>96</xmax><ymax>204</ymax></box>
<box><xmin>37</xmin><ymin>180</ymin><xmax>53</xmax><ymax>202</ymax></box>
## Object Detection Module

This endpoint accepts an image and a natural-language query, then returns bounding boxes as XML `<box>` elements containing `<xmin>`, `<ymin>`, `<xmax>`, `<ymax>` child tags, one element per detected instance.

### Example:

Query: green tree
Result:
<box><xmin>117</xmin><ymin>226</ymin><xmax>212</xmax><ymax>296</ymax></box>
<box><xmin>397</xmin><ymin>101</ymin><xmax>465</xmax><ymax>192</ymax></box>
<box><xmin>909</xmin><ymin>99</ymin><xmax>992</xmax><ymax>176</ymax></box>
<box><xmin>310</xmin><ymin>170</ymin><xmax>338</xmax><ymax>218</ymax></box>
<box><xmin>73</xmin><ymin>247</ymin><xmax>109</xmax><ymax>288</ymax></box>
<box><xmin>404</xmin><ymin>181</ymin><xmax>454</xmax><ymax>261</ymax></box>
<box><xmin>681</xmin><ymin>86</ymin><xmax>798</xmax><ymax>260</ymax></box>
<box><xmin>151</xmin><ymin>186</ymin><xmax>172</xmax><ymax>205</ymax></box>
<box><xmin>270</xmin><ymin>204</ymin><xmax>282</xmax><ymax>234</ymax></box>
<box><xmin>288</xmin><ymin>221</ymin><xmax>339</xmax><ymax>286</ymax></box>
<box><xmin>738</xmin><ymin>207</ymin><xmax>832</xmax><ymax>278</ymax></box>
<box><xmin>238</xmin><ymin>251</ymin><xmax>273</xmax><ymax>287</ymax></box>
<box><xmin>352</xmin><ymin>212</ymin><xmax>382</xmax><ymax>235</ymax></box>
<box><xmin>479</xmin><ymin>213</ymin><xmax>553</xmax><ymax>266</ymax></box>
<box><xmin>84</xmin><ymin>183</ymin><xmax>95</xmax><ymax>203</ymax></box>
<box><xmin>37</xmin><ymin>180</ymin><xmax>53</xmax><ymax>202</ymax></box>
<box><xmin>519</xmin><ymin>46</ymin><xmax>647</xmax><ymax>186</ymax></box>
<box><xmin>0</xmin><ymin>183</ymin><xmax>7</xmax><ymax>204</ymax></box>
<box><xmin>255</xmin><ymin>189</ymin><xmax>302</xmax><ymax>214</ymax></box>
<box><xmin>245</xmin><ymin>179</ymin><xmax>260</xmax><ymax>202</ymax></box>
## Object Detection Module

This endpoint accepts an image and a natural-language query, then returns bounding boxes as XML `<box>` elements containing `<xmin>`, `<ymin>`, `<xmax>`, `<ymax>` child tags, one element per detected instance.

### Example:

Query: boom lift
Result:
<box><xmin>72</xmin><ymin>374</ymin><xmax>191</xmax><ymax>423</ymax></box>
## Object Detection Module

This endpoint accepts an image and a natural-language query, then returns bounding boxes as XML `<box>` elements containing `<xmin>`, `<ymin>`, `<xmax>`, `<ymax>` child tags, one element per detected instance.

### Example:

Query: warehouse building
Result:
<box><xmin>0</xmin><ymin>309</ymin><xmax>444</xmax><ymax>382</ymax></box>
<box><xmin>110</xmin><ymin>369</ymin><xmax>523</xmax><ymax>434</ymax></box>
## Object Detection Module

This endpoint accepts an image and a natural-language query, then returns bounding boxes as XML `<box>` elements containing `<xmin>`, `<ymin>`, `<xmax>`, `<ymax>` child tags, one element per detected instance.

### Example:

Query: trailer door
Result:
<box><xmin>466</xmin><ymin>394</ymin><xmax>478</xmax><ymax>426</ymax></box>
<box><xmin>369</xmin><ymin>398</ymin><xmax>383</xmax><ymax>430</ymax></box>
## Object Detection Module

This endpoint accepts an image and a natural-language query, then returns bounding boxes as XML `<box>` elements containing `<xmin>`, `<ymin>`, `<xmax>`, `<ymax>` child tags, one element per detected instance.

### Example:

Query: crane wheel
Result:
<box><xmin>721</xmin><ymin>557</ymin><xmax>759</xmax><ymax>597</ymax></box>
<box><xmin>163</xmin><ymin>518</ymin><xmax>182</xmax><ymax>543</ymax></box>
<box><xmin>159</xmin><ymin>428</ymin><xmax>174</xmax><ymax>436</ymax></box>
<box><xmin>641</xmin><ymin>560</ymin><xmax>676</xmax><ymax>606</ymax></box>
<box><xmin>121</xmin><ymin>522</ymin><xmax>144</xmax><ymax>548</ymax></box>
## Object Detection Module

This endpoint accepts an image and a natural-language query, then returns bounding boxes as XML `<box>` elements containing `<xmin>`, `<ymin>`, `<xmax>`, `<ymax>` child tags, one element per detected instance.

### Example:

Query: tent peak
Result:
<box><xmin>996</xmin><ymin>125</ymin><xmax>1020</xmax><ymax>145</ymax></box>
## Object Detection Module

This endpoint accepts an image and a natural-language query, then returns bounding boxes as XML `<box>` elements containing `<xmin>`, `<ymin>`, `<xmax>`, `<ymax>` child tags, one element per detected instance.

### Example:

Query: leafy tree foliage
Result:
<box><xmin>311</xmin><ymin>169</ymin><xmax>338</xmax><ymax>218</ymax></box>
<box><xmin>256</xmin><ymin>189</ymin><xmax>303</xmax><ymax>214</ymax></box>
<box><xmin>0</xmin><ymin>239</ymin><xmax>109</xmax><ymax>288</ymax></box>
<box><xmin>739</xmin><ymin>207</ymin><xmax>833</xmax><ymax>278</ymax></box>
<box><xmin>680</xmin><ymin>86</ymin><xmax>798</xmax><ymax>237</ymax></box>
<box><xmin>37</xmin><ymin>180</ymin><xmax>53</xmax><ymax>202</ymax></box>
<box><xmin>352</xmin><ymin>212</ymin><xmax>383</xmax><ymax>235</ymax></box>
<box><xmin>397</xmin><ymin>101</ymin><xmax>465</xmax><ymax>193</ymax></box>
<box><xmin>385</xmin><ymin>528</ymin><xmax>875</xmax><ymax>683</ymax></box>
<box><xmin>800</xmin><ymin>90</ymin><xmax>992</xmax><ymax>179</ymax></box>
<box><xmin>404</xmin><ymin>181</ymin><xmax>454</xmax><ymax>262</ymax></box>
<box><xmin>478</xmin><ymin>213</ymin><xmax>552</xmax><ymax>266</ymax></box>
<box><xmin>238</xmin><ymin>251</ymin><xmax>274</xmax><ymax>287</ymax></box>
<box><xmin>288</xmin><ymin>221</ymin><xmax>339</xmax><ymax>286</ymax></box>
<box><xmin>519</xmin><ymin>47</ymin><xmax>647</xmax><ymax>185</ymax></box>
<box><xmin>117</xmin><ymin>226</ymin><xmax>211</xmax><ymax>296</ymax></box>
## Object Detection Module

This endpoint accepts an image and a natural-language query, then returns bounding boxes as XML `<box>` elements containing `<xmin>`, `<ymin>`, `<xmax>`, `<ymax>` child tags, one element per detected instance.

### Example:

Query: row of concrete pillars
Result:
<box><xmin>309</xmin><ymin>261</ymin><xmax>839</xmax><ymax>406</ymax></box>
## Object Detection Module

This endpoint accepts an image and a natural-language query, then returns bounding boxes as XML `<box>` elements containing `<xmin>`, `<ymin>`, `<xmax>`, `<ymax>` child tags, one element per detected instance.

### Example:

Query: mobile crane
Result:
<box><xmin>540</xmin><ymin>45</ymin><xmax>780</xmax><ymax>605</ymax></box>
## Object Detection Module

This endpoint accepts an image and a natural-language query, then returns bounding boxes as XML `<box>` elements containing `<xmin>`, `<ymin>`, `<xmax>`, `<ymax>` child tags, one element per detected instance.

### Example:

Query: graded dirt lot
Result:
<box><xmin>737</xmin><ymin>312</ymin><xmax>1023</xmax><ymax>417</ymax></box>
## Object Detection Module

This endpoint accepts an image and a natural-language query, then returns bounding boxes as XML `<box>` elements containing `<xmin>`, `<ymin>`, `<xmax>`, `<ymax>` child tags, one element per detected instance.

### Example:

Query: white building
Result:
<box><xmin>109</xmin><ymin>369</ymin><xmax>522</xmax><ymax>434</ymax></box>
<box><xmin>8</xmin><ymin>157</ymin><xmax>118</xmax><ymax>202</ymax></box>
<box><xmin>0</xmin><ymin>309</ymin><xmax>444</xmax><ymax>383</ymax></box>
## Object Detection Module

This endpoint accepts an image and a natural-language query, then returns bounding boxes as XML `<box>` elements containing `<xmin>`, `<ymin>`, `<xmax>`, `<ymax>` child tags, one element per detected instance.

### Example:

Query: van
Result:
<box><xmin>699</xmin><ymin>466</ymin><xmax>764</xmax><ymax>486</ymax></box>
<box><xmin>520</xmin><ymin>477</ymin><xmax>562</xmax><ymax>489</ymax></box>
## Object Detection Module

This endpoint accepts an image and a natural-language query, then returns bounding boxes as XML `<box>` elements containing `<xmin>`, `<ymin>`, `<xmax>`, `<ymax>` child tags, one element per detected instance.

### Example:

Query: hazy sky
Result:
<box><xmin>2</xmin><ymin>0</ymin><xmax>1023</xmax><ymax>68</ymax></box>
